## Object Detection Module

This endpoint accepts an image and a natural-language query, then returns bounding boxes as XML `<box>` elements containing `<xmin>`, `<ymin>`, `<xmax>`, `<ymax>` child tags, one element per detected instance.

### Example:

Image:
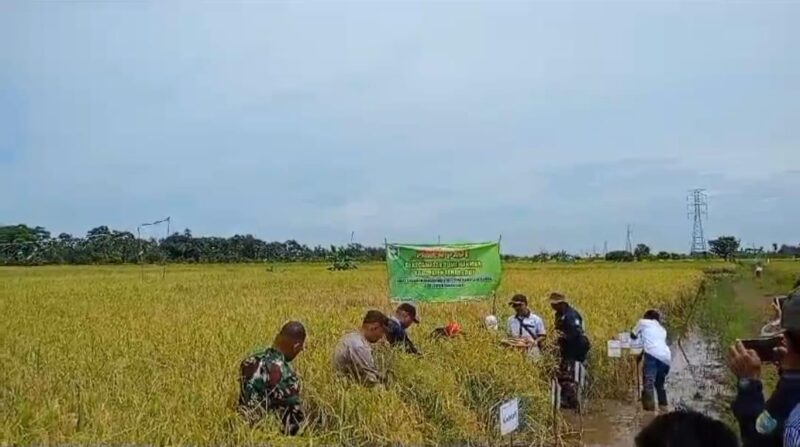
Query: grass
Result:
<box><xmin>690</xmin><ymin>261</ymin><xmax>800</xmax><ymax>412</ymax></box>
<box><xmin>695</xmin><ymin>277</ymin><xmax>752</xmax><ymax>344</ymax></box>
<box><xmin>1</xmin><ymin>262</ymin><xmax>726</xmax><ymax>445</ymax></box>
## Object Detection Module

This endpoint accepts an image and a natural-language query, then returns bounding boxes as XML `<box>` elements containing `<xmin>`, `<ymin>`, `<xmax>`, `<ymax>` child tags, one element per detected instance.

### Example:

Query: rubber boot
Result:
<box><xmin>560</xmin><ymin>382</ymin><xmax>579</xmax><ymax>410</ymax></box>
<box><xmin>641</xmin><ymin>389</ymin><xmax>656</xmax><ymax>411</ymax></box>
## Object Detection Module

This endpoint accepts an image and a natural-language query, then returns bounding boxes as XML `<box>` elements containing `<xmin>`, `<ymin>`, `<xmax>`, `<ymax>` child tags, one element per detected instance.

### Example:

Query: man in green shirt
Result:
<box><xmin>238</xmin><ymin>321</ymin><xmax>306</xmax><ymax>435</ymax></box>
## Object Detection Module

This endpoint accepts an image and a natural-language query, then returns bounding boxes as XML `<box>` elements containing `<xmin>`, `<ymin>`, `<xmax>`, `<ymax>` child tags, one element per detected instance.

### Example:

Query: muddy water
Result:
<box><xmin>567</xmin><ymin>330</ymin><xmax>730</xmax><ymax>446</ymax></box>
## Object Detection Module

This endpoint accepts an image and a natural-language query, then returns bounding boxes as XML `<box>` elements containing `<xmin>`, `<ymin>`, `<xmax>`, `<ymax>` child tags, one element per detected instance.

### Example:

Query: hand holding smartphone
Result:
<box><xmin>741</xmin><ymin>336</ymin><xmax>783</xmax><ymax>362</ymax></box>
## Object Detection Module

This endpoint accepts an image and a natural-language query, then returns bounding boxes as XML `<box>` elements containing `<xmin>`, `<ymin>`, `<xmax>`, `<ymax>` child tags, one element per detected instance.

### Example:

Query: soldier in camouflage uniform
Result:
<box><xmin>239</xmin><ymin>321</ymin><xmax>306</xmax><ymax>435</ymax></box>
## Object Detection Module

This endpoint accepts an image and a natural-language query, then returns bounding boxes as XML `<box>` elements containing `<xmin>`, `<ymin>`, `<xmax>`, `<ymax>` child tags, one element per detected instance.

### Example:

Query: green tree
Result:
<box><xmin>0</xmin><ymin>224</ymin><xmax>50</xmax><ymax>244</ymax></box>
<box><xmin>634</xmin><ymin>243</ymin><xmax>651</xmax><ymax>261</ymax></box>
<box><xmin>708</xmin><ymin>236</ymin><xmax>740</xmax><ymax>261</ymax></box>
<box><xmin>605</xmin><ymin>250</ymin><xmax>634</xmax><ymax>262</ymax></box>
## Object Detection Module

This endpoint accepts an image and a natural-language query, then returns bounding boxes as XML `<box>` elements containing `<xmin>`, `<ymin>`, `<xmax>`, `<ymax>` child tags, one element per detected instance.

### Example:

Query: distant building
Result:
<box><xmin>778</xmin><ymin>245</ymin><xmax>800</xmax><ymax>256</ymax></box>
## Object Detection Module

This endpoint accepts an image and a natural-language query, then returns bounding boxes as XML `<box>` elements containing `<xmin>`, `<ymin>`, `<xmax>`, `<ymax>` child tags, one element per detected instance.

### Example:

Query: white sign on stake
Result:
<box><xmin>499</xmin><ymin>398</ymin><xmax>520</xmax><ymax>436</ymax></box>
<box><xmin>607</xmin><ymin>340</ymin><xmax>622</xmax><ymax>358</ymax></box>
<box><xmin>618</xmin><ymin>332</ymin><xmax>631</xmax><ymax>349</ymax></box>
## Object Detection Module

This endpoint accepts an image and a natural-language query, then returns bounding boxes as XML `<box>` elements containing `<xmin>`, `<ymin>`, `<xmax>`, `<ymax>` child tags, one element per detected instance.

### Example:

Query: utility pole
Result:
<box><xmin>687</xmin><ymin>189</ymin><xmax>708</xmax><ymax>255</ymax></box>
<box><xmin>603</xmin><ymin>240</ymin><xmax>608</xmax><ymax>256</ymax></box>
<box><xmin>625</xmin><ymin>225</ymin><xmax>633</xmax><ymax>254</ymax></box>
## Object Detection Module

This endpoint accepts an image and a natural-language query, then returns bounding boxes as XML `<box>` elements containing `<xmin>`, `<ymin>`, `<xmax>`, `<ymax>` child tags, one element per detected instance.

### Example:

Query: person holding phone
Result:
<box><xmin>729</xmin><ymin>291</ymin><xmax>800</xmax><ymax>447</ymax></box>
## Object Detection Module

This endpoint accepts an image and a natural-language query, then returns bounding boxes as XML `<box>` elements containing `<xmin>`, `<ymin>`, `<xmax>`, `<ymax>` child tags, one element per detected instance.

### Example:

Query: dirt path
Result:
<box><xmin>733</xmin><ymin>278</ymin><xmax>776</xmax><ymax>334</ymax></box>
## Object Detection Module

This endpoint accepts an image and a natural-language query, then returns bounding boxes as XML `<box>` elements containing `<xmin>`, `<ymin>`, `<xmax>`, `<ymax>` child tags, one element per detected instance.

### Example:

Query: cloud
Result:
<box><xmin>1</xmin><ymin>1</ymin><xmax>798</xmax><ymax>253</ymax></box>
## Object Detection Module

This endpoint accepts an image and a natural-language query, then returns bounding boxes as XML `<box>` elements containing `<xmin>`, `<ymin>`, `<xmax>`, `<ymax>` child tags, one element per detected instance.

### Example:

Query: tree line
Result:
<box><xmin>0</xmin><ymin>224</ymin><xmax>384</xmax><ymax>266</ymax></box>
<box><xmin>1</xmin><ymin>223</ymin><xmax>797</xmax><ymax>266</ymax></box>
<box><xmin>603</xmin><ymin>237</ymin><xmax>800</xmax><ymax>263</ymax></box>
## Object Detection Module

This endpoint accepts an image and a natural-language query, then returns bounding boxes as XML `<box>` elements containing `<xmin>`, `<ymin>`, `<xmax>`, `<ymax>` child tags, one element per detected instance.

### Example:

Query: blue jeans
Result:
<box><xmin>642</xmin><ymin>353</ymin><xmax>670</xmax><ymax>408</ymax></box>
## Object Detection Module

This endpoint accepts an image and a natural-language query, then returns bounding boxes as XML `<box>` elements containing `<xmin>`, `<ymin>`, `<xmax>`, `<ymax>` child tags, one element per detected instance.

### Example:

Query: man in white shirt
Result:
<box><xmin>505</xmin><ymin>294</ymin><xmax>546</xmax><ymax>355</ymax></box>
<box><xmin>631</xmin><ymin>309</ymin><xmax>671</xmax><ymax>411</ymax></box>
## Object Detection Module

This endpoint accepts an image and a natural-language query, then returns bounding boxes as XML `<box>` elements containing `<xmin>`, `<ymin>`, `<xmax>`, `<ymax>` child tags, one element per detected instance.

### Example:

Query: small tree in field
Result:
<box><xmin>328</xmin><ymin>245</ymin><xmax>358</xmax><ymax>271</ymax></box>
<box><xmin>634</xmin><ymin>243</ymin><xmax>651</xmax><ymax>261</ymax></box>
<box><xmin>708</xmin><ymin>236</ymin><xmax>740</xmax><ymax>261</ymax></box>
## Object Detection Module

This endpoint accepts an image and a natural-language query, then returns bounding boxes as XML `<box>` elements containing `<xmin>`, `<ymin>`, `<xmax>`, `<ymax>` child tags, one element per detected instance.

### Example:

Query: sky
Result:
<box><xmin>1</xmin><ymin>1</ymin><xmax>798</xmax><ymax>254</ymax></box>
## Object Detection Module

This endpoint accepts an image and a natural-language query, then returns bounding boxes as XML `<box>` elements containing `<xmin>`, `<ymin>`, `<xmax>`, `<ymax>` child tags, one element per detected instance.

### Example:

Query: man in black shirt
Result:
<box><xmin>550</xmin><ymin>292</ymin><xmax>590</xmax><ymax>409</ymax></box>
<box><xmin>385</xmin><ymin>302</ymin><xmax>421</xmax><ymax>355</ymax></box>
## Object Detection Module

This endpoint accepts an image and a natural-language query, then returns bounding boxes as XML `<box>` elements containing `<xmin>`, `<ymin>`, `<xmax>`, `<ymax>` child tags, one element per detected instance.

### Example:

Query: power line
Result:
<box><xmin>687</xmin><ymin>189</ymin><xmax>708</xmax><ymax>254</ymax></box>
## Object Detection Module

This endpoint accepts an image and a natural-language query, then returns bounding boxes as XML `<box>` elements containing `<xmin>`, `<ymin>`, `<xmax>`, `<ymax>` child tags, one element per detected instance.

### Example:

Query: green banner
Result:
<box><xmin>386</xmin><ymin>242</ymin><xmax>502</xmax><ymax>302</ymax></box>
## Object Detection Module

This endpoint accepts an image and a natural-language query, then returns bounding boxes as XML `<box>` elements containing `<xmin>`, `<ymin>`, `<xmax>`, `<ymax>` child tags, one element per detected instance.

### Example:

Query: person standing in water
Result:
<box><xmin>631</xmin><ymin>309</ymin><xmax>671</xmax><ymax>411</ymax></box>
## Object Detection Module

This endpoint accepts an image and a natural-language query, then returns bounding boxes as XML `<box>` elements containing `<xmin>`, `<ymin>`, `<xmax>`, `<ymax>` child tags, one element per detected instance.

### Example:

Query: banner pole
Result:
<box><xmin>137</xmin><ymin>226</ymin><xmax>144</xmax><ymax>281</ymax></box>
<box><xmin>384</xmin><ymin>238</ymin><xmax>391</xmax><ymax>304</ymax></box>
<box><xmin>494</xmin><ymin>234</ymin><xmax>502</xmax><ymax>318</ymax></box>
<box><xmin>163</xmin><ymin>217</ymin><xmax>170</xmax><ymax>279</ymax></box>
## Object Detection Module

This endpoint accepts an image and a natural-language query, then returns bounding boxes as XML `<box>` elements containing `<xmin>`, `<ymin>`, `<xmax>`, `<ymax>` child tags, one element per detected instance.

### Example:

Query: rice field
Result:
<box><xmin>0</xmin><ymin>263</ymin><xmax>713</xmax><ymax>445</ymax></box>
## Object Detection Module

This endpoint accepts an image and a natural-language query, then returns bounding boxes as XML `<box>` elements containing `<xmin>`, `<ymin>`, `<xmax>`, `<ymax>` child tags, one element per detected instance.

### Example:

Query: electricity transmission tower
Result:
<box><xmin>625</xmin><ymin>225</ymin><xmax>633</xmax><ymax>254</ymax></box>
<box><xmin>687</xmin><ymin>189</ymin><xmax>708</xmax><ymax>254</ymax></box>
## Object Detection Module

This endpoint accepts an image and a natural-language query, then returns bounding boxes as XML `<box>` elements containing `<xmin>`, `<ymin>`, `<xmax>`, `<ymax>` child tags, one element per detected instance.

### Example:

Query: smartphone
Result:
<box><xmin>742</xmin><ymin>337</ymin><xmax>783</xmax><ymax>362</ymax></box>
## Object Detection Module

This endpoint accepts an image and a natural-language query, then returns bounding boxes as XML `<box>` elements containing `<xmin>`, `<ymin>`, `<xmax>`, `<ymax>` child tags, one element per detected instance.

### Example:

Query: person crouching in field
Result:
<box><xmin>631</xmin><ymin>309</ymin><xmax>671</xmax><ymax>411</ymax></box>
<box><xmin>385</xmin><ymin>303</ymin><xmax>421</xmax><ymax>355</ymax></box>
<box><xmin>333</xmin><ymin>310</ymin><xmax>389</xmax><ymax>386</ymax></box>
<box><xmin>502</xmin><ymin>294</ymin><xmax>546</xmax><ymax>358</ymax></box>
<box><xmin>238</xmin><ymin>321</ymin><xmax>306</xmax><ymax>435</ymax></box>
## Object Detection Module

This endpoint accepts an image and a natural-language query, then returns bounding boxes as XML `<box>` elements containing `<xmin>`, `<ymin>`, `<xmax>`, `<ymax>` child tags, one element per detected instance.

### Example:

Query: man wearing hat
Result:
<box><xmin>729</xmin><ymin>290</ymin><xmax>800</xmax><ymax>447</ymax></box>
<box><xmin>385</xmin><ymin>302</ymin><xmax>421</xmax><ymax>355</ymax></box>
<box><xmin>549</xmin><ymin>292</ymin><xmax>590</xmax><ymax>409</ymax></box>
<box><xmin>505</xmin><ymin>294</ymin><xmax>547</xmax><ymax>353</ymax></box>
